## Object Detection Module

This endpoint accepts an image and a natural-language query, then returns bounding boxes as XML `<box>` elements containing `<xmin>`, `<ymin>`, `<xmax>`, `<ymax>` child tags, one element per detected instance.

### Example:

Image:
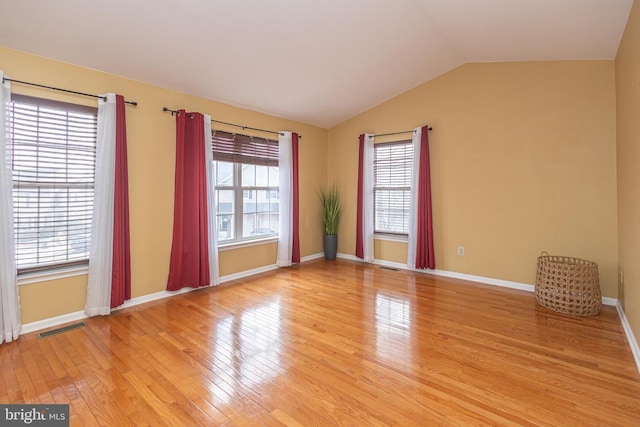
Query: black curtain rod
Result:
<box><xmin>2</xmin><ymin>77</ymin><xmax>138</xmax><ymax>106</ymax></box>
<box><xmin>369</xmin><ymin>127</ymin><xmax>433</xmax><ymax>138</ymax></box>
<box><xmin>162</xmin><ymin>107</ymin><xmax>302</xmax><ymax>138</ymax></box>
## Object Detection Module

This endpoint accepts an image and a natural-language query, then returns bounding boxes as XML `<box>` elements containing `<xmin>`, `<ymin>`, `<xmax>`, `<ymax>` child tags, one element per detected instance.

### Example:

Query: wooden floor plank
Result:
<box><xmin>1</xmin><ymin>259</ymin><xmax>639</xmax><ymax>426</ymax></box>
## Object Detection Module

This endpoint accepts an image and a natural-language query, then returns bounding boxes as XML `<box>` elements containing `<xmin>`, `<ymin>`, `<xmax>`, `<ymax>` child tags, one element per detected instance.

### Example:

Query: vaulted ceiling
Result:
<box><xmin>0</xmin><ymin>0</ymin><xmax>633</xmax><ymax>128</ymax></box>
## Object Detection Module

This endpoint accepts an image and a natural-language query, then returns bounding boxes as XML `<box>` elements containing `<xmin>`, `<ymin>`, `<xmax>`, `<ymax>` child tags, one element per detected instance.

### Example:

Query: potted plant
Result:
<box><xmin>319</xmin><ymin>184</ymin><xmax>342</xmax><ymax>260</ymax></box>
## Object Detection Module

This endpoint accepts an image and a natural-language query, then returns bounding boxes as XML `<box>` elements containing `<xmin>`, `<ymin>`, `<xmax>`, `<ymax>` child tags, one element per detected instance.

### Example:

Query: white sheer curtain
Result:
<box><xmin>277</xmin><ymin>132</ymin><xmax>293</xmax><ymax>267</ymax></box>
<box><xmin>0</xmin><ymin>71</ymin><xmax>21</xmax><ymax>343</ymax></box>
<box><xmin>85</xmin><ymin>94</ymin><xmax>117</xmax><ymax>316</ymax></box>
<box><xmin>407</xmin><ymin>127</ymin><xmax>421</xmax><ymax>269</ymax></box>
<box><xmin>362</xmin><ymin>133</ymin><xmax>375</xmax><ymax>262</ymax></box>
<box><xmin>203</xmin><ymin>115</ymin><xmax>219</xmax><ymax>285</ymax></box>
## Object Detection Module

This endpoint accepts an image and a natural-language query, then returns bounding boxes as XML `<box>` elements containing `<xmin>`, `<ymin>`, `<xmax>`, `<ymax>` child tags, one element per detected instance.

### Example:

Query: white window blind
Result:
<box><xmin>10</xmin><ymin>95</ymin><xmax>97</xmax><ymax>273</ymax></box>
<box><xmin>373</xmin><ymin>140</ymin><xmax>413</xmax><ymax>235</ymax></box>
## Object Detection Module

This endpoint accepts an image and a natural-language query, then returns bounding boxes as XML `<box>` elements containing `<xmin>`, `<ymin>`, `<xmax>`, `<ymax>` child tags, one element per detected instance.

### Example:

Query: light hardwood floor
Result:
<box><xmin>1</xmin><ymin>259</ymin><xmax>639</xmax><ymax>426</ymax></box>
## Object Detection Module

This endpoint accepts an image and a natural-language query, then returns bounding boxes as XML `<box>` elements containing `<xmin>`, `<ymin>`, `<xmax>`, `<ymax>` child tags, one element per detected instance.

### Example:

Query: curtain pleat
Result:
<box><xmin>85</xmin><ymin>94</ymin><xmax>117</xmax><ymax>316</ymax></box>
<box><xmin>0</xmin><ymin>71</ymin><xmax>21</xmax><ymax>343</ymax></box>
<box><xmin>292</xmin><ymin>133</ymin><xmax>300</xmax><ymax>264</ymax></box>
<box><xmin>356</xmin><ymin>133</ymin><xmax>374</xmax><ymax>262</ymax></box>
<box><xmin>407</xmin><ymin>128</ymin><xmax>421</xmax><ymax>270</ymax></box>
<box><xmin>204</xmin><ymin>115</ymin><xmax>220</xmax><ymax>286</ymax></box>
<box><xmin>110</xmin><ymin>95</ymin><xmax>131</xmax><ymax>307</ymax></box>
<box><xmin>276</xmin><ymin>132</ymin><xmax>299</xmax><ymax>266</ymax></box>
<box><xmin>415</xmin><ymin>126</ymin><xmax>435</xmax><ymax>269</ymax></box>
<box><xmin>167</xmin><ymin>111</ymin><xmax>210</xmax><ymax>291</ymax></box>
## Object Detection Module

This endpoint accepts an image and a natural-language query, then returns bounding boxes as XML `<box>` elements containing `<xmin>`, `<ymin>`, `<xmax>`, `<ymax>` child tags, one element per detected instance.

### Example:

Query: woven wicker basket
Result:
<box><xmin>535</xmin><ymin>253</ymin><xmax>601</xmax><ymax>316</ymax></box>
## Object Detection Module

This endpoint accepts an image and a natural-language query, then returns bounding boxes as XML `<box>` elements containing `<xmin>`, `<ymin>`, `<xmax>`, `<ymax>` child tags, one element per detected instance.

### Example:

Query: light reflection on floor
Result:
<box><xmin>209</xmin><ymin>297</ymin><xmax>283</xmax><ymax>404</ymax></box>
<box><xmin>375</xmin><ymin>276</ymin><xmax>416</xmax><ymax>363</ymax></box>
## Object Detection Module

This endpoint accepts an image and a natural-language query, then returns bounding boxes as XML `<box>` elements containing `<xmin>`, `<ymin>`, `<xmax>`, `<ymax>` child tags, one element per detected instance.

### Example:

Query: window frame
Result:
<box><xmin>211</xmin><ymin>130</ymin><xmax>280</xmax><ymax>245</ymax></box>
<box><xmin>9</xmin><ymin>94</ymin><xmax>97</xmax><ymax>275</ymax></box>
<box><xmin>373</xmin><ymin>139</ymin><xmax>414</xmax><ymax>237</ymax></box>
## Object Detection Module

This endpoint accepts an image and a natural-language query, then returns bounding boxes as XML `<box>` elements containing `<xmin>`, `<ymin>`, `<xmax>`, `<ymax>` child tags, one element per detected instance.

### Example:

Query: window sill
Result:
<box><xmin>374</xmin><ymin>234</ymin><xmax>408</xmax><ymax>243</ymax></box>
<box><xmin>18</xmin><ymin>264</ymin><xmax>89</xmax><ymax>286</ymax></box>
<box><xmin>218</xmin><ymin>236</ymin><xmax>279</xmax><ymax>252</ymax></box>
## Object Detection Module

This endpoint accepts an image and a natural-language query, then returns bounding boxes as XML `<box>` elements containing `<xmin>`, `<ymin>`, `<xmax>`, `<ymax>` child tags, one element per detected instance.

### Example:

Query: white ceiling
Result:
<box><xmin>0</xmin><ymin>0</ymin><xmax>633</xmax><ymax>128</ymax></box>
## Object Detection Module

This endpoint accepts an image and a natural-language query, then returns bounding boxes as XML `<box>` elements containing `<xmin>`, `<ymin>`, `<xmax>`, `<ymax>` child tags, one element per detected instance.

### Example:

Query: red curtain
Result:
<box><xmin>415</xmin><ymin>126</ymin><xmax>435</xmax><ymax>269</ymax></box>
<box><xmin>292</xmin><ymin>133</ymin><xmax>300</xmax><ymax>263</ymax></box>
<box><xmin>355</xmin><ymin>134</ymin><xmax>365</xmax><ymax>259</ymax></box>
<box><xmin>167</xmin><ymin>111</ymin><xmax>210</xmax><ymax>291</ymax></box>
<box><xmin>110</xmin><ymin>95</ymin><xmax>131</xmax><ymax>308</ymax></box>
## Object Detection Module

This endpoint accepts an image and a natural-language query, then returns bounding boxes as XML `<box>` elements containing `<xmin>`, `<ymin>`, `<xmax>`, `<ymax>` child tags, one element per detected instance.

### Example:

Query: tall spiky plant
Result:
<box><xmin>318</xmin><ymin>184</ymin><xmax>342</xmax><ymax>236</ymax></box>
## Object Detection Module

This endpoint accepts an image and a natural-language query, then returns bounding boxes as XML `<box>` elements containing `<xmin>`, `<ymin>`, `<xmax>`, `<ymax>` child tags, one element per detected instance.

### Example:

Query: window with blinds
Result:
<box><xmin>211</xmin><ymin>130</ymin><xmax>279</xmax><ymax>243</ymax></box>
<box><xmin>10</xmin><ymin>95</ymin><xmax>97</xmax><ymax>274</ymax></box>
<box><xmin>373</xmin><ymin>140</ymin><xmax>414</xmax><ymax>235</ymax></box>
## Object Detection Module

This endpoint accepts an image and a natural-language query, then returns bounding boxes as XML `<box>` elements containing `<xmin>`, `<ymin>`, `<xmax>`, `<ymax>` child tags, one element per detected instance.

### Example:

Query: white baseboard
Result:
<box><xmin>616</xmin><ymin>302</ymin><xmax>640</xmax><ymax>374</ymax></box>
<box><xmin>219</xmin><ymin>264</ymin><xmax>278</xmax><ymax>283</ymax></box>
<box><xmin>301</xmin><ymin>252</ymin><xmax>324</xmax><ymax>263</ymax></box>
<box><xmin>20</xmin><ymin>255</ymin><xmax>327</xmax><ymax>335</ymax></box>
<box><xmin>21</xmin><ymin>310</ymin><xmax>89</xmax><ymax>335</ymax></box>
<box><xmin>337</xmin><ymin>252</ymin><xmax>535</xmax><ymax>292</ymax></box>
<box><xmin>336</xmin><ymin>253</ymin><xmax>617</xmax><ymax>306</ymax></box>
<box><xmin>21</xmin><ymin>286</ymin><xmax>199</xmax><ymax>335</ymax></box>
<box><xmin>336</xmin><ymin>253</ymin><xmax>362</xmax><ymax>262</ymax></box>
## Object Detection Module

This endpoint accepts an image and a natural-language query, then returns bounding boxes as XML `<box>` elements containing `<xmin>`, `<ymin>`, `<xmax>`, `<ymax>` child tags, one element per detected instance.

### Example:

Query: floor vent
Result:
<box><xmin>38</xmin><ymin>322</ymin><xmax>86</xmax><ymax>338</ymax></box>
<box><xmin>380</xmin><ymin>266</ymin><xmax>400</xmax><ymax>271</ymax></box>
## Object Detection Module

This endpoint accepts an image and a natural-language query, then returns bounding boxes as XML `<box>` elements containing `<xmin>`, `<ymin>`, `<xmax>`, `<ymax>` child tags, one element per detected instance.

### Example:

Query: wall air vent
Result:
<box><xmin>37</xmin><ymin>322</ymin><xmax>86</xmax><ymax>338</ymax></box>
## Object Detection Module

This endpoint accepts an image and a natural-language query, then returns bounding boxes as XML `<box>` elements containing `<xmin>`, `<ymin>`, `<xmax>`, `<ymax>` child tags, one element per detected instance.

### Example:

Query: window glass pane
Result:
<box><xmin>242</xmin><ymin>164</ymin><xmax>255</xmax><ymax>187</ymax></box>
<box><xmin>256</xmin><ymin>190</ymin><xmax>270</xmax><ymax>214</ymax></box>
<box><xmin>243</xmin><ymin>189</ymin><xmax>277</xmax><ymax>238</ymax></box>
<box><xmin>243</xmin><ymin>190</ymin><xmax>257</xmax><ymax>215</ymax></box>
<box><xmin>270</xmin><ymin>215</ymin><xmax>280</xmax><ymax>235</ymax></box>
<box><xmin>268</xmin><ymin>189</ymin><xmax>279</xmax><ymax>202</ymax></box>
<box><xmin>268</xmin><ymin>166</ymin><xmax>279</xmax><ymax>187</ymax></box>
<box><xmin>216</xmin><ymin>189</ymin><xmax>235</xmax><ymax>241</ymax></box>
<box><xmin>243</xmin><ymin>213</ymin><xmax>257</xmax><ymax>238</ymax></box>
<box><xmin>269</xmin><ymin>194</ymin><xmax>279</xmax><ymax>234</ymax></box>
<box><xmin>13</xmin><ymin>186</ymin><xmax>92</xmax><ymax>267</ymax></box>
<box><xmin>243</xmin><ymin>214</ymin><xmax>277</xmax><ymax>237</ymax></box>
<box><xmin>215</xmin><ymin>161</ymin><xmax>234</xmax><ymax>186</ymax></box>
<box><xmin>255</xmin><ymin>165</ymin><xmax>268</xmax><ymax>187</ymax></box>
<box><xmin>375</xmin><ymin>189</ymin><xmax>410</xmax><ymax>233</ymax></box>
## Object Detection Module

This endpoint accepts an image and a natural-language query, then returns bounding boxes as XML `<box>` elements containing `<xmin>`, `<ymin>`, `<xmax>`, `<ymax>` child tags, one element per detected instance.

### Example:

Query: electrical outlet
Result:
<box><xmin>457</xmin><ymin>246</ymin><xmax>465</xmax><ymax>256</ymax></box>
<box><xmin>619</xmin><ymin>269</ymin><xmax>624</xmax><ymax>285</ymax></box>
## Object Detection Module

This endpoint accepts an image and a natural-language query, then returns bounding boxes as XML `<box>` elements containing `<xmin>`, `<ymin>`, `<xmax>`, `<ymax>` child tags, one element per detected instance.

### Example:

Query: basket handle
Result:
<box><xmin>540</xmin><ymin>251</ymin><xmax>549</xmax><ymax>256</ymax></box>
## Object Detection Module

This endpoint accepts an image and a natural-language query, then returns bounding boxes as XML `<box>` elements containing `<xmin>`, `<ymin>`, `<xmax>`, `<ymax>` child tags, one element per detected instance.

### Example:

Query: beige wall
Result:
<box><xmin>328</xmin><ymin>61</ymin><xmax>619</xmax><ymax>297</ymax></box>
<box><xmin>0</xmin><ymin>47</ymin><xmax>626</xmax><ymax>325</ymax></box>
<box><xmin>0</xmin><ymin>46</ymin><xmax>327</xmax><ymax>324</ymax></box>
<box><xmin>616</xmin><ymin>1</ymin><xmax>640</xmax><ymax>343</ymax></box>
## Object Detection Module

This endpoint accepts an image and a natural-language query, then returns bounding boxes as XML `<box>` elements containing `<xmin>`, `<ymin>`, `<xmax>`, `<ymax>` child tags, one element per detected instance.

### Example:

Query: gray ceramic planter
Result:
<box><xmin>323</xmin><ymin>235</ymin><xmax>338</xmax><ymax>260</ymax></box>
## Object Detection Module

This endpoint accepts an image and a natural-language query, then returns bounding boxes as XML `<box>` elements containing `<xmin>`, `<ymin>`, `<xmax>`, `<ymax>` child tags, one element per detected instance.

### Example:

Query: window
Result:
<box><xmin>10</xmin><ymin>95</ymin><xmax>97</xmax><ymax>274</ymax></box>
<box><xmin>211</xmin><ymin>130</ymin><xmax>279</xmax><ymax>243</ymax></box>
<box><xmin>373</xmin><ymin>140</ymin><xmax>413</xmax><ymax>235</ymax></box>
